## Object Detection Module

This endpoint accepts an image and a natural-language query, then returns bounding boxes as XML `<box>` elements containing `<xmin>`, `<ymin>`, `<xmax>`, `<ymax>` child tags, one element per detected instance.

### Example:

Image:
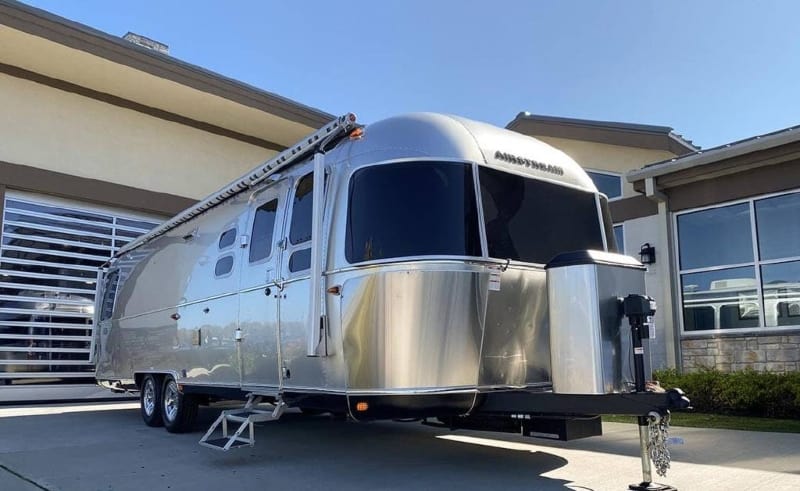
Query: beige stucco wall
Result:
<box><xmin>0</xmin><ymin>72</ymin><xmax>275</xmax><ymax>200</ymax></box>
<box><xmin>535</xmin><ymin>136</ymin><xmax>675</xmax><ymax>198</ymax></box>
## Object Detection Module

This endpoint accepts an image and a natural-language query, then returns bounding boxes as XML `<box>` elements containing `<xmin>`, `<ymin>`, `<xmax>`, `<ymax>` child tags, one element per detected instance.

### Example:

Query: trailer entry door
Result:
<box><xmin>238</xmin><ymin>180</ymin><xmax>288</xmax><ymax>390</ymax></box>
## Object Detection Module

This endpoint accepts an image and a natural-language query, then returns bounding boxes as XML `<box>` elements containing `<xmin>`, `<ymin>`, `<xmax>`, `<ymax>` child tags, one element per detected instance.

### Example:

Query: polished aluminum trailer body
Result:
<box><xmin>95</xmin><ymin>113</ymin><xmax>620</xmax><ymax>417</ymax></box>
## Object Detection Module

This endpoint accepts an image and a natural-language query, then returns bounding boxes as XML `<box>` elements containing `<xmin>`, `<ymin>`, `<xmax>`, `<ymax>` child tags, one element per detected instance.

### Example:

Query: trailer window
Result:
<box><xmin>289</xmin><ymin>249</ymin><xmax>312</xmax><ymax>272</ymax></box>
<box><xmin>479</xmin><ymin>167</ymin><xmax>604</xmax><ymax>264</ymax></box>
<box><xmin>346</xmin><ymin>162</ymin><xmax>480</xmax><ymax>263</ymax></box>
<box><xmin>249</xmin><ymin>199</ymin><xmax>278</xmax><ymax>263</ymax></box>
<box><xmin>99</xmin><ymin>270</ymin><xmax>119</xmax><ymax>322</ymax></box>
<box><xmin>219</xmin><ymin>228</ymin><xmax>236</xmax><ymax>249</ymax></box>
<box><xmin>290</xmin><ymin>173</ymin><xmax>314</xmax><ymax>245</ymax></box>
<box><xmin>215</xmin><ymin>255</ymin><xmax>234</xmax><ymax>277</ymax></box>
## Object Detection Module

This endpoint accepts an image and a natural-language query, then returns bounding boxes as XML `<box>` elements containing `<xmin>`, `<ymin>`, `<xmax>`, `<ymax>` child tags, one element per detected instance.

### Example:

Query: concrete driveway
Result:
<box><xmin>0</xmin><ymin>402</ymin><xmax>798</xmax><ymax>491</ymax></box>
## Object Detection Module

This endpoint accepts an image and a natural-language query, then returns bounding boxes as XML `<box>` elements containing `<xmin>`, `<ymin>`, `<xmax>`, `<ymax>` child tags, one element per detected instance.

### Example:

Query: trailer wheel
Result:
<box><xmin>161</xmin><ymin>376</ymin><xmax>198</xmax><ymax>433</ymax></box>
<box><xmin>140</xmin><ymin>374</ymin><xmax>164</xmax><ymax>427</ymax></box>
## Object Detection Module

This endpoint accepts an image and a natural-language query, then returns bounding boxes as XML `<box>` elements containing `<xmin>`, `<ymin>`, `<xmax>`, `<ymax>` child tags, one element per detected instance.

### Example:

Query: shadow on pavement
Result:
<box><xmin>0</xmin><ymin>404</ymin><xmax>582</xmax><ymax>491</ymax></box>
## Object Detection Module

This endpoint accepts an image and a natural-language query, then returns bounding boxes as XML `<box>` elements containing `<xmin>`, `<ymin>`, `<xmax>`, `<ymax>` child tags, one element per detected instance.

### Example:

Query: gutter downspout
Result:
<box><xmin>643</xmin><ymin>177</ymin><xmax>680</xmax><ymax>371</ymax></box>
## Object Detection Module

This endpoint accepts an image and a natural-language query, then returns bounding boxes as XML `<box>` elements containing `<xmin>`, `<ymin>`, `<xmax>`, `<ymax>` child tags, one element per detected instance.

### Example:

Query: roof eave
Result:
<box><xmin>0</xmin><ymin>0</ymin><xmax>333</xmax><ymax>128</ymax></box>
<box><xmin>627</xmin><ymin>127</ymin><xmax>800</xmax><ymax>183</ymax></box>
<box><xmin>507</xmin><ymin>112</ymin><xmax>697</xmax><ymax>154</ymax></box>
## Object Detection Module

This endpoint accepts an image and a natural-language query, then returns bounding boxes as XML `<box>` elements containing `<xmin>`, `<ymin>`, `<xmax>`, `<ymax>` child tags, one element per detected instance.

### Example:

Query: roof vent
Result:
<box><xmin>122</xmin><ymin>32</ymin><xmax>169</xmax><ymax>55</ymax></box>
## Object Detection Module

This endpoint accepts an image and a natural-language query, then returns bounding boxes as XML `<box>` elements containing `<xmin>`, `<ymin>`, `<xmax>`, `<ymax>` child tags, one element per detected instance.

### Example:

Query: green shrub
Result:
<box><xmin>653</xmin><ymin>368</ymin><xmax>800</xmax><ymax>419</ymax></box>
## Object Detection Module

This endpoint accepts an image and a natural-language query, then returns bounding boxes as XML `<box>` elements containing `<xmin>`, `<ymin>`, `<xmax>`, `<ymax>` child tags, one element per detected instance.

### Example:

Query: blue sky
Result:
<box><xmin>20</xmin><ymin>0</ymin><xmax>800</xmax><ymax>148</ymax></box>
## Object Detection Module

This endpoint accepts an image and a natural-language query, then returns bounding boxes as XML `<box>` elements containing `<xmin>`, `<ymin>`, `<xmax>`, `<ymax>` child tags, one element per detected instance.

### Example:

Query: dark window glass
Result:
<box><xmin>289</xmin><ymin>248</ymin><xmax>311</xmax><ymax>272</ymax></box>
<box><xmin>6</xmin><ymin>200</ymin><xmax>113</xmax><ymax>223</ymax></box>
<box><xmin>613</xmin><ymin>225</ymin><xmax>625</xmax><ymax>254</ymax></box>
<box><xmin>586</xmin><ymin>171</ymin><xmax>622</xmax><ymax>199</ymax></box>
<box><xmin>215</xmin><ymin>256</ymin><xmax>234</xmax><ymax>277</ymax></box>
<box><xmin>219</xmin><ymin>228</ymin><xmax>236</xmax><ymax>249</ymax></box>
<box><xmin>682</xmin><ymin>307</ymin><xmax>715</xmax><ymax>332</ymax></box>
<box><xmin>0</xmin><ymin>260</ymin><xmax>97</xmax><ymax>279</ymax></box>
<box><xmin>677</xmin><ymin>204</ymin><xmax>753</xmax><ymax>270</ymax></box>
<box><xmin>761</xmin><ymin>260</ymin><xmax>800</xmax><ymax>327</ymax></box>
<box><xmin>479</xmin><ymin>167</ymin><xmax>603</xmax><ymax>264</ymax></box>
<box><xmin>681</xmin><ymin>266</ymin><xmax>757</xmax><ymax>331</ymax></box>
<box><xmin>100</xmin><ymin>270</ymin><xmax>119</xmax><ymax>321</ymax></box>
<box><xmin>755</xmin><ymin>192</ymin><xmax>800</xmax><ymax>261</ymax></box>
<box><xmin>346</xmin><ymin>162</ymin><xmax>480</xmax><ymax>263</ymax></box>
<box><xmin>115</xmin><ymin>229</ymin><xmax>148</xmax><ymax>239</ymax></box>
<box><xmin>116</xmin><ymin>217</ymin><xmax>160</xmax><ymax>230</ymax></box>
<box><xmin>4</xmin><ymin>211</ymin><xmax>113</xmax><ymax>235</ymax></box>
<box><xmin>290</xmin><ymin>173</ymin><xmax>314</xmax><ymax>245</ymax></box>
<box><xmin>2</xmin><ymin>236</ymin><xmax>110</xmax><ymax>260</ymax></box>
<box><xmin>1</xmin><ymin>224</ymin><xmax>111</xmax><ymax>246</ymax></box>
<box><xmin>250</xmin><ymin>199</ymin><xmax>278</xmax><ymax>263</ymax></box>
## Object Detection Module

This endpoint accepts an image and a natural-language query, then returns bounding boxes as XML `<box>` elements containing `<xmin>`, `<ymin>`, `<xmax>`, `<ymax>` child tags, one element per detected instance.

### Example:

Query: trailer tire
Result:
<box><xmin>161</xmin><ymin>376</ymin><xmax>198</xmax><ymax>433</ymax></box>
<box><xmin>140</xmin><ymin>374</ymin><xmax>164</xmax><ymax>427</ymax></box>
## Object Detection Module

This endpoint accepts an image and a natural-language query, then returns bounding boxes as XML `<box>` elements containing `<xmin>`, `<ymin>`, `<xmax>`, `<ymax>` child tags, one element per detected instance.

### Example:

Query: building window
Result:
<box><xmin>676</xmin><ymin>190</ymin><xmax>800</xmax><ymax>332</ymax></box>
<box><xmin>613</xmin><ymin>224</ymin><xmax>625</xmax><ymax>254</ymax></box>
<box><xmin>586</xmin><ymin>170</ymin><xmax>622</xmax><ymax>200</ymax></box>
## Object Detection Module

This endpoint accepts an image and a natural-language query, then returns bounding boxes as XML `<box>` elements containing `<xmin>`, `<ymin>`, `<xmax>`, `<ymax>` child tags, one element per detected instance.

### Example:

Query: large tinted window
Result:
<box><xmin>249</xmin><ymin>199</ymin><xmax>278</xmax><ymax>263</ymax></box>
<box><xmin>755</xmin><ymin>193</ymin><xmax>800</xmax><ymax>261</ymax></box>
<box><xmin>346</xmin><ymin>162</ymin><xmax>480</xmax><ymax>263</ymax></box>
<box><xmin>479</xmin><ymin>167</ymin><xmax>604</xmax><ymax>264</ymax></box>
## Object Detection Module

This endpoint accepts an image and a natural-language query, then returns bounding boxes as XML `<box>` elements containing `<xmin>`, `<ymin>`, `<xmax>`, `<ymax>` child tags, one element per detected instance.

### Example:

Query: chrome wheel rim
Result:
<box><xmin>143</xmin><ymin>378</ymin><xmax>156</xmax><ymax>416</ymax></box>
<box><xmin>163</xmin><ymin>380</ymin><xmax>179</xmax><ymax>422</ymax></box>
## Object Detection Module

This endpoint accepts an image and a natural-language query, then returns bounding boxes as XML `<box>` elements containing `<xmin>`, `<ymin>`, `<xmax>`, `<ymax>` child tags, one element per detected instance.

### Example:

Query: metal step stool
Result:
<box><xmin>199</xmin><ymin>394</ymin><xmax>286</xmax><ymax>451</ymax></box>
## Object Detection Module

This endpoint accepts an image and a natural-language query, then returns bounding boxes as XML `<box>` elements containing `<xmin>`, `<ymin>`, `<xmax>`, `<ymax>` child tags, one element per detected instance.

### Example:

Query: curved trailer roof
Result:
<box><xmin>116</xmin><ymin>112</ymin><xmax>598</xmax><ymax>260</ymax></box>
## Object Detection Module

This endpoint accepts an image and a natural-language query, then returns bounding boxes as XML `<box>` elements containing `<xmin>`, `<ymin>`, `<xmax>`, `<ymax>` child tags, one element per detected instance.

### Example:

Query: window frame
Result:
<box><xmin>585</xmin><ymin>169</ymin><xmax>623</xmax><ymax>202</ymax></box>
<box><xmin>674</xmin><ymin>187</ymin><xmax>800</xmax><ymax>336</ymax></box>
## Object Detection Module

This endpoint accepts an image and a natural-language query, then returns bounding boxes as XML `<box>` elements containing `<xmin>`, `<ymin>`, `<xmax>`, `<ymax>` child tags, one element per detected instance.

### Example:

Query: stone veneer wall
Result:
<box><xmin>681</xmin><ymin>334</ymin><xmax>800</xmax><ymax>373</ymax></box>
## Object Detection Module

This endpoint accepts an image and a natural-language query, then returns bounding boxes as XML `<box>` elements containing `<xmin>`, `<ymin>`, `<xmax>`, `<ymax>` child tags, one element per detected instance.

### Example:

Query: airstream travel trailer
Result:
<box><xmin>95</xmin><ymin>113</ymin><xmax>688</xmax><ymax>488</ymax></box>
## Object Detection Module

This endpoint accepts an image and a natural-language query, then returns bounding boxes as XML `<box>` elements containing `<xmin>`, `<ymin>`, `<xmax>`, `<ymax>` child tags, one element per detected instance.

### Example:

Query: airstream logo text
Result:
<box><xmin>494</xmin><ymin>151</ymin><xmax>564</xmax><ymax>176</ymax></box>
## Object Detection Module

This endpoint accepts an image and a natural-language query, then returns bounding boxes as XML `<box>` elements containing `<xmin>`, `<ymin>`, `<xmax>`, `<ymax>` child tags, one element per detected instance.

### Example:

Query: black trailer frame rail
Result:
<box><xmin>475</xmin><ymin>388</ymin><xmax>690</xmax><ymax>416</ymax></box>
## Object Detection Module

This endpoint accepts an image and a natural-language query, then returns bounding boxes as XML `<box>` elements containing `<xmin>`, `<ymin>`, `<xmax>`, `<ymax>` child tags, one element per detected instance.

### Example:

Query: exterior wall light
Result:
<box><xmin>639</xmin><ymin>243</ymin><xmax>656</xmax><ymax>265</ymax></box>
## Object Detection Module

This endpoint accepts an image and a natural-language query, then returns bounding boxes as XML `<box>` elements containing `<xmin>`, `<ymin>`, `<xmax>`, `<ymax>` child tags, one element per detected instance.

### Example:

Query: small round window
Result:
<box><xmin>215</xmin><ymin>255</ymin><xmax>234</xmax><ymax>277</ymax></box>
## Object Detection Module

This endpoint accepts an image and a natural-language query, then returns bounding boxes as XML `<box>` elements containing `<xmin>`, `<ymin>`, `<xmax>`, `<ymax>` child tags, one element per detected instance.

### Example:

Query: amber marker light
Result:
<box><xmin>355</xmin><ymin>401</ymin><xmax>369</xmax><ymax>412</ymax></box>
<box><xmin>349</xmin><ymin>127</ymin><xmax>364</xmax><ymax>140</ymax></box>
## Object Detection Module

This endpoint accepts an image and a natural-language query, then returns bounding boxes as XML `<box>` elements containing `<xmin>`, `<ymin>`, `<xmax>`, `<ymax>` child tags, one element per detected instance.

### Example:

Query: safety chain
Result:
<box><xmin>647</xmin><ymin>411</ymin><xmax>671</xmax><ymax>477</ymax></box>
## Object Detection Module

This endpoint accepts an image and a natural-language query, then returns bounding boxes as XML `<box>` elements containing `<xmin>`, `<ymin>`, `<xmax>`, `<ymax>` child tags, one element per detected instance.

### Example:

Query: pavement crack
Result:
<box><xmin>0</xmin><ymin>463</ymin><xmax>51</xmax><ymax>491</ymax></box>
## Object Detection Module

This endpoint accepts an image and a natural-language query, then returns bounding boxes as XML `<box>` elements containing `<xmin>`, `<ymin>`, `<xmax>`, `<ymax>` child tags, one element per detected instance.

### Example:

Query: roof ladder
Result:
<box><xmin>199</xmin><ymin>394</ymin><xmax>286</xmax><ymax>451</ymax></box>
<box><xmin>117</xmin><ymin>113</ymin><xmax>358</xmax><ymax>258</ymax></box>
